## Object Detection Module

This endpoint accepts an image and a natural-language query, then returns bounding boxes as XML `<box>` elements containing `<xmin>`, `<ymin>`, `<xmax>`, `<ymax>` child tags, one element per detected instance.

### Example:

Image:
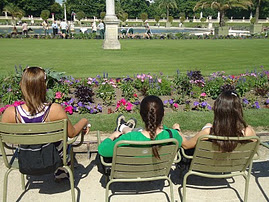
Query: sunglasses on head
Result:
<box><xmin>23</xmin><ymin>66</ymin><xmax>47</xmax><ymax>80</ymax></box>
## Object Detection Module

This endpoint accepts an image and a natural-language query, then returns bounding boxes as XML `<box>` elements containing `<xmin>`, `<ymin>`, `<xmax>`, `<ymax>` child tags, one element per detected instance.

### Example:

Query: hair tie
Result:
<box><xmin>231</xmin><ymin>92</ymin><xmax>237</xmax><ymax>97</ymax></box>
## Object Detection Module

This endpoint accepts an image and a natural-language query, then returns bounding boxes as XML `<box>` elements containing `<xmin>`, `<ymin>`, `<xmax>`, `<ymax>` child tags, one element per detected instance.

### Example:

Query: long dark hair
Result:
<box><xmin>20</xmin><ymin>67</ymin><xmax>47</xmax><ymax>116</ymax></box>
<box><xmin>211</xmin><ymin>91</ymin><xmax>247</xmax><ymax>152</ymax></box>
<box><xmin>140</xmin><ymin>95</ymin><xmax>164</xmax><ymax>158</ymax></box>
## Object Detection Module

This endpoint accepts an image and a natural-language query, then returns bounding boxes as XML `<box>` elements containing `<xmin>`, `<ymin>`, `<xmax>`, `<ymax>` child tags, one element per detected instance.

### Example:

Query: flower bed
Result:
<box><xmin>0</xmin><ymin>65</ymin><xmax>268</xmax><ymax>115</ymax></box>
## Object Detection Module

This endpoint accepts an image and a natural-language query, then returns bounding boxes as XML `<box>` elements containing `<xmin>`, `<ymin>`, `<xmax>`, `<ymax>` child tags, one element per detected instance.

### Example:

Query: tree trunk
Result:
<box><xmin>219</xmin><ymin>10</ymin><xmax>225</xmax><ymax>27</ymax></box>
<box><xmin>167</xmin><ymin>6</ymin><xmax>169</xmax><ymax>22</ymax></box>
<box><xmin>255</xmin><ymin>0</ymin><xmax>261</xmax><ymax>23</ymax></box>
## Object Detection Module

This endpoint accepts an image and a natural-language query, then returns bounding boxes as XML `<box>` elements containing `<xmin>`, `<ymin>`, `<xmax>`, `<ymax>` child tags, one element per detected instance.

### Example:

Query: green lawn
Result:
<box><xmin>0</xmin><ymin>39</ymin><xmax>268</xmax><ymax>77</ymax></box>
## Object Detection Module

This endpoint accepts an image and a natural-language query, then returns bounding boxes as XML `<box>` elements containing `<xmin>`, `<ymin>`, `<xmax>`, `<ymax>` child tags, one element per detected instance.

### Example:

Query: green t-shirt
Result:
<box><xmin>98</xmin><ymin>128</ymin><xmax>182</xmax><ymax>157</ymax></box>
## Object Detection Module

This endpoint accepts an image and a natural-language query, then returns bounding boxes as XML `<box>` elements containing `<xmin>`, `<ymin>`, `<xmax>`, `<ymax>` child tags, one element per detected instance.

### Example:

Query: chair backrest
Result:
<box><xmin>190</xmin><ymin>135</ymin><xmax>260</xmax><ymax>173</ymax></box>
<box><xmin>0</xmin><ymin>119</ymin><xmax>68</xmax><ymax>168</ymax></box>
<box><xmin>110</xmin><ymin>138</ymin><xmax>179</xmax><ymax>179</ymax></box>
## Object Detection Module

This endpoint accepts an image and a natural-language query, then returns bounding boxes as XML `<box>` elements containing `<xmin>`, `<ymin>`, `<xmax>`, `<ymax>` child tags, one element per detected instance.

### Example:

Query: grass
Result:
<box><xmin>0</xmin><ymin>39</ymin><xmax>268</xmax><ymax>78</ymax></box>
<box><xmin>68</xmin><ymin>109</ymin><xmax>269</xmax><ymax>132</ymax></box>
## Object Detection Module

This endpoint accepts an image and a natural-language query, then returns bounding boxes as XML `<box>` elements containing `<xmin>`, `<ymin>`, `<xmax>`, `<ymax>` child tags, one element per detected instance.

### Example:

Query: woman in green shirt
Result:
<box><xmin>98</xmin><ymin>95</ymin><xmax>183</xmax><ymax>157</ymax></box>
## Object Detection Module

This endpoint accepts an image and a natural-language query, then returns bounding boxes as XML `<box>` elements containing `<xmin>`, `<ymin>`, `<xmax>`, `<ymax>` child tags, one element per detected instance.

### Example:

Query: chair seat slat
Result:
<box><xmin>114</xmin><ymin>169</ymin><xmax>168</xmax><ymax>179</ymax></box>
<box><xmin>114</xmin><ymin>161</ymin><xmax>171</xmax><ymax>172</ymax></box>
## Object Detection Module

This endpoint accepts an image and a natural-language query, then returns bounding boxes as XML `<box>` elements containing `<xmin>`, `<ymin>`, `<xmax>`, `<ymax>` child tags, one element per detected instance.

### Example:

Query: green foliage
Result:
<box><xmin>203</xmin><ymin>77</ymin><xmax>224</xmax><ymax>99</ymax></box>
<box><xmin>173</xmin><ymin>72</ymin><xmax>192</xmax><ymax>97</ymax></box>
<box><xmin>236</xmin><ymin>78</ymin><xmax>250</xmax><ymax>97</ymax></box>
<box><xmin>140</xmin><ymin>12</ymin><xmax>148</xmax><ymax>22</ymax></box>
<box><xmin>118</xmin><ymin>12</ymin><xmax>128</xmax><ymax>22</ymax></box>
<box><xmin>119</xmin><ymin>80</ymin><xmax>135</xmax><ymax>101</ymax></box>
<box><xmin>76</xmin><ymin>11</ymin><xmax>85</xmax><ymax>21</ymax></box>
<box><xmin>154</xmin><ymin>15</ymin><xmax>160</xmax><ymax>23</ymax></box>
<box><xmin>40</xmin><ymin>10</ymin><xmax>50</xmax><ymax>20</ymax></box>
<box><xmin>100</xmin><ymin>11</ymin><xmax>106</xmax><ymax>20</ymax></box>
<box><xmin>254</xmin><ymin>74</ymin><xmax>269</xmax><ymax>96</ymax></box>
<box><xmin>168</xmin><ymin>16</ymin><xmax>173</xmax><ymax>23</ymax></box>
<box><xmin>97</xmin><ymin>82</ymin><xmax>116</xmax><ymax>105</ymax></box>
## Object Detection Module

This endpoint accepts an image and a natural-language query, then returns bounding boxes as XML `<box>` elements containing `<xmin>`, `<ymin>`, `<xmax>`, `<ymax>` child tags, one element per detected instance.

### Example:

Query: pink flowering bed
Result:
<box><xmin>0</xmin><ymin>67</ymin><xmax>268</xmax><ymax>115</ymax></box>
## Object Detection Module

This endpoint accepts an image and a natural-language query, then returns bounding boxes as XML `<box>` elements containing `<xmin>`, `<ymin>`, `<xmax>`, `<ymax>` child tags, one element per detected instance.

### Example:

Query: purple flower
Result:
<box><xmin>193</xmin><ymin>101</ymin><xmax>199</xmax><ymax>107</ymax></box>
<box><xmin>201</xmin><ymin>102</ymin><xmax>207</xmax><ymax>108</ymax></box>
<box><xmin>163</xmin><ymin>100</ymin><xmax>168</xmax><ymax>104</ymax></box>
<box><xmin>255</xmin><ymin>101</ymin><xmax>260</xmax><ymax>109</ymax></box>
<box><xmin>266</xmin><ymin>99</ymin><xmax>269</xmax><ymax>105</ymax></box>
<box><xmin>133</xmin><ymin>101</ymin><xmax>140</xmax><ymax>105</ymax></box>
<box><xmin>243</xmin><ymin>98</ymin><xmax>249</xmax><ymax>105</ymax></box>
<box><xmin>85</xmin><ymin>105</ymin><xmax>91</xmax><ymax>110</ymax></box>
<box><xmin>185</xmin><ymin>101</ymin><xmax>190</xmax><ymax>105</ymax></box>
<box><xmin>97</xmin><ymin>104</ymin><xmax>102</xmax><ymax>111</ymax></box>
<box><xmin>78</xmin><ymin>102</ymin><xmax>85</xmax><ymax>107</ymax></box>
<box><xmin>67</xmin><ymin>98</ymin><xmax>75</xmax><ymax>105</ymax></box>
<box><xmin>207</xmin><ymin>105</ymin><xmax>212</xmax><ymax>110</ymax></box>
<box><xmin>168</xmin><ymin>99</ymin><xmax>174</xmax><ymax>105</ymax></box>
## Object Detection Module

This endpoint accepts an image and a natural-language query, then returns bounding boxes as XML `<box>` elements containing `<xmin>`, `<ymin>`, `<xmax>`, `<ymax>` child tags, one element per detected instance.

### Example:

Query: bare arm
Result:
<box><xmin>173</xmin><ymin>123</ymin><xmax>211</xmax><ymax>150</ymax></box>
<box><xmin>48</xmin><ymin>103</ymin><xmax>89</xmax><ymax>138</ymax></box>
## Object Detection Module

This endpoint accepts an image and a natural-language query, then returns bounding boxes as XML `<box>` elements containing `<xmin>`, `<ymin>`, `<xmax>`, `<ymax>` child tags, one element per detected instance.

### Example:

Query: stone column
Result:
<box><xmin>4</xmin><ymin>11</ymin><xmax>8</xmax><ymax>19</ymax></box>
<box><xmin>217</xmin><ymin>12</ymin><xmax>220</xmax><ymax>22</ymax></box>
<box><xmin>103</xmin><ymin>0</ymin><xmax>121</xmax><ymax>49</ymax></box>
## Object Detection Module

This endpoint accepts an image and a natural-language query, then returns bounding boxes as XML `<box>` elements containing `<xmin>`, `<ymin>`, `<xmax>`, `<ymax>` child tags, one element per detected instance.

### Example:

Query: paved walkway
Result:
<box><xmin>0</xmin><ymin>131</ymin><xmax>269</xmax><ymax>202</ymax></box>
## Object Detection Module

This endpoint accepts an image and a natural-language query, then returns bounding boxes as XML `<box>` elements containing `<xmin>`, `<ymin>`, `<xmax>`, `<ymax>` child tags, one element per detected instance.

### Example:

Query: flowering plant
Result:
<box><xmin>116</xmin><ymin>98</ymin><xmax>133</xmax><ymax>113</ymax></box>
<box><xmin>193</xmin><ymin>101</ymin><xmax>212</xmax><ymax>111</ymax></box>
<box><xmin>163</xmin><ymin>99</ymin><xmax>179</xmax><ymax>111</ymax></box>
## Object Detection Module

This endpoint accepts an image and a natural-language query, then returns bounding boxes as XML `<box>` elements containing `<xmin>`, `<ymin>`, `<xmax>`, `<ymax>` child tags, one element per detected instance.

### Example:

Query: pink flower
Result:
<box><xmin>13</xmin><ymin>101</ymin><xmax>25</xmax><ymax>106</ymax></box>
<box><xmin>65</xmin><ymin>106</ymin><xmax>73</xmax><ymax>115</ymax></box>
<box><xmin>126</xmin><ymin>102</ymin><xmax>133</xmax><ymax>111</ymax></box>
<box><xmin>55</xmin><ymin>92</ymin><xmax>63</xmax><ymax>99</ymax></box>
<box><xmin>158</xmin><ymin>79</ymin><xmax>162</xmax><ymax>83</ymax></box>
<box><xmin>200</xmin><ymin>93</ymin><xmax>207</xmax><ymax>97</ymax></box>
<box><xmin>120</xmin><ymin>98</ymin><xmax>126</xmax><ymax>106</ymax></box>
<box><xmin>173</xmin><ymin>103</ymin><xmax>179</xmax><ymax>108</ymax></box>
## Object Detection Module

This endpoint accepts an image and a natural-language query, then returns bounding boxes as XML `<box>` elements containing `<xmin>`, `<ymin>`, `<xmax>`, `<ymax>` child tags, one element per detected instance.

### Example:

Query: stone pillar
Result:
<box><xmin>200</xmin><ymin>12</ymin><xmax>203</xmax><ymax>19</ymax></box>
<box><xmin>4</xmin><ymin>11</ymin><xmax>8</xmax><ymax>19</ymax></box>
<box><xmin>103</xmin><ymin>0</ymin><xmax>121</xmax><ymax>49</ymax></box>
<box><xmin>52</xmin><ymin>13</ymin><xmax>55</xmax><ymax>21</ymax></box>
<box><xmin>64</xmin><ymin>4</ymin><xmax>67</xmax><ymax>22</ymax></box>
<box><xmin>217</xmin><ymin>12</ymin><xmax>220</xmax><ymax>22</ymax></box>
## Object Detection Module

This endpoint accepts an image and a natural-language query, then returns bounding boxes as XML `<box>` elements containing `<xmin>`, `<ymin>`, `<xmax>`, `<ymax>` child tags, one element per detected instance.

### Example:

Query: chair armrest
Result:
<box><xmin>181</xmin><ymin>147</ymin><xmax>193</xmax><ymax>159</ymax></box>
<box><xmin>174</xmin><ymin>150</ymin><xmax>182</xmax><ymax>163</ymax></box>
<box><xmin>67</xmin><ymin>131</ymin><xmax>85</xmax><ymax>147</ymax></box>
<box><xmin>97</xmin><ymin>131</ymin><xmax>112</xmax><ymax>167</ymax></box>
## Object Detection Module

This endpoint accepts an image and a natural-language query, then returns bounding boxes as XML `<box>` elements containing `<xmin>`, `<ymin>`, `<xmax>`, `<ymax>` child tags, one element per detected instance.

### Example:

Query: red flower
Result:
<box><xmin>133</xmin><ymin>93</ymin><xmax>138</xmax><ymax>97</ymax></box>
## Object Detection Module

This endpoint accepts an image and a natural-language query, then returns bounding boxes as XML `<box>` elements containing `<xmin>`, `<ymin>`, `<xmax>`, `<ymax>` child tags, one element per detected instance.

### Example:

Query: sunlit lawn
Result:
<box><xmin>0</xmin><ymin>38</ymin><xmax>268</xmax><ymax>77</ymax></box>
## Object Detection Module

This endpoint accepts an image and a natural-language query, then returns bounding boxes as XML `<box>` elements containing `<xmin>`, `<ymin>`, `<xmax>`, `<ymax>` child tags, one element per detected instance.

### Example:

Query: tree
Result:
<box><xmin>76</xmin><ymin>11</ymin><xmax>85</xmax><ymax>21</ymax></box>
<box><xmin>118</xmin><ymin>12</ymin><xmax>128</xmax><ymax>23</ymax></box>
<box><xmin>40</xmin><ymin>9</ymin><xmax>50</xmax><ymax>20</ymax></box>
<box><xmin>254</xmin><ymin>0</ymin><xmax>269</xmax><ymax>23</ymax></box>
<box><xmin>194</xmin><ymin>0</ymin><xmax>253</xmax><ymax>27</ymax></box>
<box><xmin>50</xmin><ymin>2</ymin><xmax>63</xmax><ymax>20</ymax></box>
<box><xmin>154</xmin><ymin>15</ymin><xmax>161</xmax><ymax>23</ymax></box>
<box><xmin>3</xmin><ymin>3</ymin><xmax>24</xmax><ymax>24</ymax></box>
<box><xmin>157</xmin><ymin>0</ymin><xmax>178</xmax><ymax>22</ymax></box>
<box><xmin>140</xmin><ymin>12</ymin><xmax>148</xmax><ymax>22</ymax></box>
<box><xmin>100</xmin><ymin>11</ymin><xmax>106</xmax><ymax>19</ymax></box>
<box><xmin>16</xmin><ymin>0</ymin><xmax>54</xmax><ymax>17</ymax></box>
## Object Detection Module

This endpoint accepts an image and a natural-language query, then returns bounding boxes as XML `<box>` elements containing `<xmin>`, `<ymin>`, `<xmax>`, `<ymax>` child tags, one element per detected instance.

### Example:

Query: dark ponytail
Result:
<box><xmin>140</xmin><ymin>96</ymin><xmax>164</xmax><ymax>159</ymax></box>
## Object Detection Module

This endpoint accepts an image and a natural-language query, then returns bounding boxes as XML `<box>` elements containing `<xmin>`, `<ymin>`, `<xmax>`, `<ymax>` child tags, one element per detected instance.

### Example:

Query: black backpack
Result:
<box><xmin>18</xmin><ymin>143</ymin><xmax>63</xmax><ymax>175</ymax></box>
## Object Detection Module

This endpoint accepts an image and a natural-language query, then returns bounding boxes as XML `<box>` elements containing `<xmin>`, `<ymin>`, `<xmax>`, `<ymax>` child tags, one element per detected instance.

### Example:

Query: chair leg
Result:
<box><xmin>166</xmin><ymin>177</ymin><xmax>174</xmax><ymax>202</ymax></box>
<box><xmin>21</xmin><ymin>174</ymin><xmax>25</xmax><ymax>190</ymax></box>
<box><xmin>70</xmin><ymin>148</ymin><xmax>74</xmax><ymax>173</ymax></box>
<box><xmin>243</xmin><ymin>174</ymin><xmax>250</xmax><ymax>202</ymax></box>
<box><xmin>64</xmin><ymin>166</ymin><xmax>75</xmax><ymax>202</ymax></box>
<box><xmin>3</xmin><ymin>168</ymin><xmax>13</xmax><ymax>202</ymax></box>
<box><xmin>106</xmin><ymin>180</ymin><xmax>113</xmax><ymax>202</ymax></box>
<box><xmin>182</xmin><ymin>172</ymin><xmax>191</xmax><ymax>202</ymax></box>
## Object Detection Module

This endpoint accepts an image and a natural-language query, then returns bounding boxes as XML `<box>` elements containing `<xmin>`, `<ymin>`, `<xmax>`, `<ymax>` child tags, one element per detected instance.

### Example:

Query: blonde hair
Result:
<box><xmin>20</xmin><ymin>67</ymin><xmax>47</xmax><ymax>115</ymax></box>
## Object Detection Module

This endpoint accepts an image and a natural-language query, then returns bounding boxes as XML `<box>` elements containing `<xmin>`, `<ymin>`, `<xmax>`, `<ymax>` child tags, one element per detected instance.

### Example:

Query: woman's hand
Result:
<box><xmin>81</xmin><ymin>123</ymin><xmax>91</xmax><ymax>135</ymax></box>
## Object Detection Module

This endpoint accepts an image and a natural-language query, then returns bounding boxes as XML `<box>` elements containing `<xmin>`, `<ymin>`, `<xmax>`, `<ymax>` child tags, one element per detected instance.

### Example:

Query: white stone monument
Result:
<box><xmin>103</xmin><ymin>0</ymin><xmax>121</xmax><ymax>49</ymax></box>
<box><xmin>200</xmin><ymin>12</ymin><xmax>203</xmax><ymax>19</ymax></box>
<box><xmin>217</xmin><ymin>12</ymin><xmax>220</xmax><ymax>22</ymax></box>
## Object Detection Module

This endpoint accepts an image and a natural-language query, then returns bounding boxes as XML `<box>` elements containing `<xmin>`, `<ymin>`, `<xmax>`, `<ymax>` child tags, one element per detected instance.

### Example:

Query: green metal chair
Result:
<box><xmin>0</xmin><ymin>119</ymin><xmax>79</xmax><ymax>202</ymax></box>
<box><xmin>182</xmin><ymin>135</ymin><xmax>260</xmax><ymax>202</ymax></box>
<box><xmin>97</xmin><ymin>131</ymin><xmax>179</xmax><ymax>202</ymax></box>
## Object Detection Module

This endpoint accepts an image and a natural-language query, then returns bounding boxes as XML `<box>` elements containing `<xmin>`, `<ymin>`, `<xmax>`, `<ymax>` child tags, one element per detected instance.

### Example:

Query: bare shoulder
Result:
<box><xmin>48</xmin><ymin>103</ymin><xmax>67</xmax><ymax>120</ymax></box>
<box><xmin>245</xmin><ymin>125</ymin><xmax>256</xmax><ymax>136</ymax></box>
<box><xmin>1</xmin><ymin>106</ymin><xmax>16</xmax><ymax>123</ymax></box>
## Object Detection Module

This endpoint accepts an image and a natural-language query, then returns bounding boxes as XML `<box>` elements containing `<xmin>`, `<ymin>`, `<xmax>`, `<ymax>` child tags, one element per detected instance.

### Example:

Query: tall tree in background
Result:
<box><xmin>16</xmin><ymin>0</ymin><xmax>54</xmax><ymax>16</ymax></box>
<box><xmin>157</xmin><ymin>0</ymin><xmax>178</xmax><ymax>21</ymax></box>
<box><xmin>3</xmin><ymin>3</ymin><xmax>24</xmax><ymax>24</ymax></box>
<box><xmin>254</xmin><ymin>0</ymin><xmax>269</xmax><ymax>23</ymax></box>
<box><xmin>194</xmin><ymin>0</ymin><xmax>252</xmax><ymax>27</ymax></box>
<box><xmin>50</xmin><ymin>2</ymin><xmax>63</xmax><ymax>20</ymax></box>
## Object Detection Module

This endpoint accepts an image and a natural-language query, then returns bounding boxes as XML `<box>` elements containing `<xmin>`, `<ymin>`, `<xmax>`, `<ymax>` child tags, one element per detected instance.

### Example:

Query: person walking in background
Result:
<box><xmin>92</xmin><ymin>21</ymin><xmax>97</xmax><ymax>33</ymax></box>
<box><xmin>60</xmin><ymin>20</ymin><xmax>68</xmax><ymax>39</ymax></box>
<box><xmin>42</xmin><ymin>20</ymin><xmax>49</xmax><ymax>36</ymax></box>
<box><xmin>51</xmin><ymin>20</ymin><xmax>58</xmax><ymax>36</ymax></box>
<box><xmin>127</xmin><ymin>27</ymin><xmax>134</xmax><ymax>38</ymax></box>
<box><xmin>22</xmin><ymin>22</ymin><xmax>28</xmax><ymax>35</ymax></box>
<box><xmin>97</xmin><ymin>20</ymin><xmax>105</xmax><ymax>39</ymax></box>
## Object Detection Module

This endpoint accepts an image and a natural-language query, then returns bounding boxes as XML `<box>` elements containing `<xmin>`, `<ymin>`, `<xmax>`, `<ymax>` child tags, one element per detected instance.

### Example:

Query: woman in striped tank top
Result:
<box><xmin>1</xmin><ymin>66</ymin><xmax>90</xmax><ymax>180</ymax></box>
